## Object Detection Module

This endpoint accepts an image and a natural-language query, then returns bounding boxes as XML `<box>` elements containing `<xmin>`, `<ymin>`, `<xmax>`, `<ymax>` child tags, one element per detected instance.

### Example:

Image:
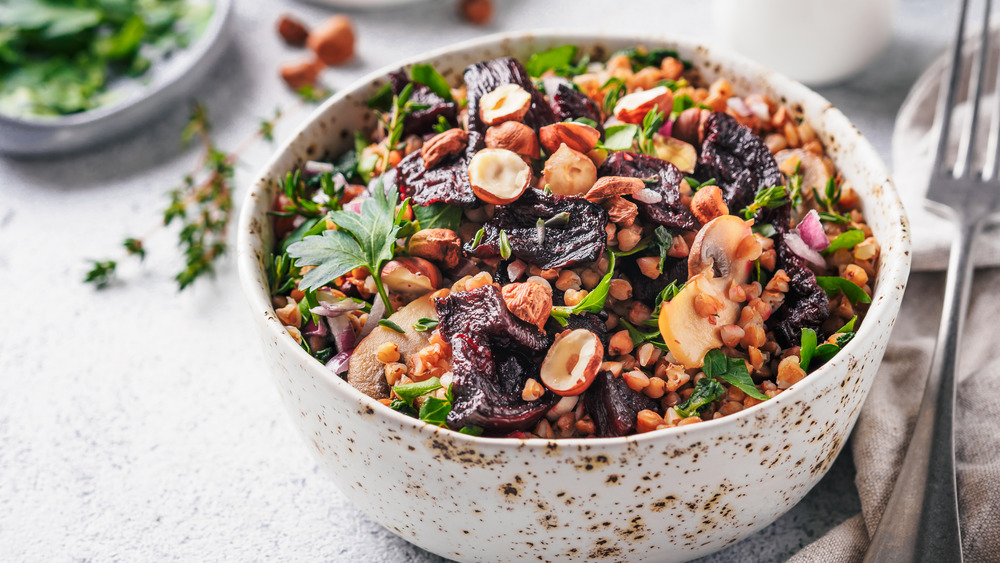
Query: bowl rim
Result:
<box><xmin>0</xmin><ymin>0</ymin><xmax>232</xmax><ymax>129</ymax></box>
<box><xmin>237</xmin><ymin>28</ymin><xmax>911</xmax><ymax>449</ymax></box>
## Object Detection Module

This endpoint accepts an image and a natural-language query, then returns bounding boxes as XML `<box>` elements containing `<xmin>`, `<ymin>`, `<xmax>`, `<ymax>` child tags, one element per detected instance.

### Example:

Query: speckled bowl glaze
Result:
<box><xmin>237</xmin><ymin>31</ymin><xmax>910</xmax><ymax>562</ymax></box>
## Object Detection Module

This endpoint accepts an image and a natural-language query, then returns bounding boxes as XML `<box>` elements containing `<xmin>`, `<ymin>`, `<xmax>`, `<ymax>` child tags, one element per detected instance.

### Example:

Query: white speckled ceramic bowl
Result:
<box><xmin>237</xmin><ymin>31</ymin><xmax>910</xmax><ymax>562</ymax></box>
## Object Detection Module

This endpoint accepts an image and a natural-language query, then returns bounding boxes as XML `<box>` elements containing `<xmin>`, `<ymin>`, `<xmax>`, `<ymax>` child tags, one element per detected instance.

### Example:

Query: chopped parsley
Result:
<box><xmin>674</xmin><ymin>377</ymin><xmax>726</xmax><ymax>418</ymax></box>
<box><xmin>701</xmin><ymin>349</ymin><xmax>769</xmax><ymax>400</ymax></box>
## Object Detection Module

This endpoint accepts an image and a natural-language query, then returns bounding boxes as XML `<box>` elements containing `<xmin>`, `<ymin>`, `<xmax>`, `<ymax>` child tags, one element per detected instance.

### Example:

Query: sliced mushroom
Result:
<box><xmin>347</xmin><ymin>294</ymin><xmax>438</xmax><ymax>399</ymax></box>
<box><xmin>658</xmin><ymin>215</ymin><xmax>761</xmax><ymax>368</ymax></box>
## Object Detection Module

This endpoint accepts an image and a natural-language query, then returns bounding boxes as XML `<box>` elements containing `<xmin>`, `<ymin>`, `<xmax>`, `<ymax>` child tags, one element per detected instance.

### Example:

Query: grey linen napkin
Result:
<box><xmin>790</xmin><ymin>269</ymin><xmax>1000</xmax><ymax>562</ymax></box>
<box><xmin>790</xmin><ymin>37</ymin><xmax>1000</xmax><ymax>562</ymax></box>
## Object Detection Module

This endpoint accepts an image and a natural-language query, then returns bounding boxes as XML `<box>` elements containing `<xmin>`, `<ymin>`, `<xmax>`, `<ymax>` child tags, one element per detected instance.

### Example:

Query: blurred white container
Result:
<box><xmin>713</xmin><ymin>0</ymin><xmax>895</xmax><ymax>86</ymax></box>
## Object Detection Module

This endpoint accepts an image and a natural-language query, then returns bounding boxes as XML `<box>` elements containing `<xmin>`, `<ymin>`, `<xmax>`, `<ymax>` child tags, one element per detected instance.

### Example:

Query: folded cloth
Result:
<box><xmin>791</xmin><ymin>32</ymin><xmax>1000</xmax><ymax>562</ymax></box>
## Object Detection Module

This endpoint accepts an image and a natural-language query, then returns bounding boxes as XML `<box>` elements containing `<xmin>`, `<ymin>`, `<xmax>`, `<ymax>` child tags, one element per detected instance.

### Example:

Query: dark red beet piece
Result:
<box><xmin>696</xmin><ymin>112</ymin><xmax>783</xmax><ymax>213</ymax></box>
<box><xmin>464</xmin><ymin>188</ymin><xmax>608</xmax><ymax>270</ymax></box>
<box><xmin>545</xmin><ymin>312</ymin><xmax>609</xmax><ymax>349</ymax></box>
<box><xmin>761</xmin><ymin>204</ymin><xmax>830</xmax><ymax>346</ymax></box>
<box><xmin>435</xmin><ymin>285</ymin><xmax>554</xmax><ymax>432</ymax></box>
<box><xmin>550</xmin><ymin>84</ymin><xmax>603</xmax><ymax>132</ymax></box>
<box><xmin>394</xmin><ymin>147</ymin><xmax>479</xmax><ymax>207</ymax></box>
<box><xmin>389</xmin><ymin>70</ymin><xmax>459</xmax><ymax>138</ymax></box>
<box><xmin>464</xmin><ymin>57</ymin><xmax>557</xmax><ymax>140</ymax></box>
<box><xmin>584</xmin><ymin>371</ymin><xmax>659</xmax><ymax>437</ymax></box>
<box><xmin>435</xmin><ymin>284</ymin><xmax>550</xmax><ymax>353</ymax></box>
<box><xmin>597</xmin><ymin>151</ymin><xmax>698</xmax><ymax>231</ymax></box>
<box><xmin>620</xmin><ymin>254</ymin><xmax>687</xmax><ymax>305</ymax></box>
<box><xmin>446</xmin><ymin>335</ymin><xmax>557</xmax><ymax>432</ymax></box>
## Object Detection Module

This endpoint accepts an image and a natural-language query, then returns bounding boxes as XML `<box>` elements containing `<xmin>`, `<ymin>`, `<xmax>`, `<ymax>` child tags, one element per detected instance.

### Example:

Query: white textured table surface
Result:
<box><xmin>0</xmin><ymin>1</ymin><xmax>953</xmax><ymax>560</ymax></box>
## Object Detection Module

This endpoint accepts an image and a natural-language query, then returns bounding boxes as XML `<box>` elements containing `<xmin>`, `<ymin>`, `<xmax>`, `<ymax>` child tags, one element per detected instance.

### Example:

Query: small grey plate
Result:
<box><xmin>0</xmin><ymin>0</ymin><xmax>233</xmax><ymax>158</ymax></box>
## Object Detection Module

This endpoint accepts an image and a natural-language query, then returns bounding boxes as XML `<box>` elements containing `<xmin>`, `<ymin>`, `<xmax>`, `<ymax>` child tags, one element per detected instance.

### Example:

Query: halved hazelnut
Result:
<box><xmin>485</xmin><ymin>121</ymin><xmax>540</xmax><ymax>159</ymax></box>
<box><xmin>468</xmin><ymin>148</ymin><xmax>532</xmax><ymax>204</ymax></box>
<box><xmin>407</xmin><ymin>228</ymin><xmax>462</xmax><ymax>269</ymax></box>
<box><xmin>539</xmin><ymin>122</ymin><xmax>601</xmax><ymax>155</ymax></box>
<box><xmin>672</xmin><ymin>107</ymin><xmax>708</xmax><ymax>146</ymax></box>
<box><xmin>613</xmin><ymin>86</ymin><xmax>673</xmax><ymax>124</ymax></box>
<box><xmin>658</xmin><ymin>216</ymin><xmax>759</xmax><ymax>369</ymax></box>
<box><xmin>380</xmin><ymin>257</ymin><xmax>442</xmax><ymax>296</ymax></box>
<box><xmin>540</xmin><ymin>329</ymin><xmax>604</xmax><ymax>396</ymax></box>
<box><xmin>542</xmin><ymin>144</ymin><xmax>597</xmax><ymax>197</ymax></box>
<box><xmin>654</xmin><ymin>136</ymin><xmax>697</xmax><ymax>173</ymax></box>
<box><xmin>479</xmin><ymin>83</ymin><xmax>532</xmax><ymax>126</ymax></box>
<box><xmin>774</xmin><ymin>148</ymin><xmax>833</xmax><ymax>193</ymax></box>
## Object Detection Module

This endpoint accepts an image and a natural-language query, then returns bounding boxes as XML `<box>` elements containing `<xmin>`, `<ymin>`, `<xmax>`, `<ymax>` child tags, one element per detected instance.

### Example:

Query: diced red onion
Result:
<box><xmin>633</xmin><ymin>188</ymin><xmax>663</xmax><ymax>204</ymax></box>
<box><xmin>304</xmin><ymin>160</ymin><xmax>335</xmax><ymax>175</ymax></box>
<box><xmin>748</xmin><ymin>100</ymin><xmax>770</xmax><ymax>121</ymax></box>
<box><xmin>310</xmin><ymin>299</ymin><xmax>365</xmax><ymax>317</ymax></box>
<box><xmin>359</xmin><ymin>296</ymin><xmax>386</xmax><ymax>339</ymax></box>
<box><xmin>507</xmin><ymin>260</ymin><xmax>527</xmax><ymax>282</ymax></box>
<box><xmin>796</xmin><ymin>209</ymin><xmax>829</xmax><ymax>251</ymax></box>
<box><xmin>658</xmin><ymin>120</ymin><xmax>673</xmax><ymax>138</ymax></box>
<box><xmin>726</xmin><ymin>97</ymin><xmax>753</xmax><ymax>117</ymax></box>
<box><xmin>784</xmin><ymin>232</ymin><xmax>826</xmax><ymax>268</ymax></box>
<box><xmin>326</xmin><ymin>350</ymin><xmax>352</xmax><ymax>375</ymax></box>
<box><xmin>542</xmin><ymin>76</ymin><xmax>570</xmax><ymax>96</ymax></box>
<box><xmin>303</xmin><ymin>319</ymin><xmax>328</xmax><ymax>338</ymax></box>
<box><xmin>325</xmin><ymin>315</ymin><xmax>356</xmax><ymax>353</ymax></box>
<box><xmin>546</xmin><ymin>395</ymin><xmax>579</xmax><ymax>421</ymax></box>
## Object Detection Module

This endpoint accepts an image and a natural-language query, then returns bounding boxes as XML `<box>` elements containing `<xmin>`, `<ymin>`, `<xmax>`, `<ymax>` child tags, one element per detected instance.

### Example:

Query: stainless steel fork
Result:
<box><xmin>863</xmin><ymin>0</ymin><xmax>1000</xmax><ymax>561</ymax></box>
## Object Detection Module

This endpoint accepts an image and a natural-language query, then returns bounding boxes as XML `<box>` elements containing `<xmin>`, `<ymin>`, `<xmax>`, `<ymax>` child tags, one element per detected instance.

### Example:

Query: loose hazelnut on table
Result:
<box><xmin>277</xmin><ymin>14</ymin><xmax>309</xmax><ymax>47</ymax></box>
<box><xmin>280</xmin><ymin>58</ymin><xmax>325</xmax><ymax>91</ymax></box>
<box><xmin>458</xmin><ymin>0</ymin><xmax>493</xmax><ymax>25</ymax></box>
<box><xmin>307</xmin><ymin>15</ymin><xmax>355</xmax><ymax>66</ymax></box>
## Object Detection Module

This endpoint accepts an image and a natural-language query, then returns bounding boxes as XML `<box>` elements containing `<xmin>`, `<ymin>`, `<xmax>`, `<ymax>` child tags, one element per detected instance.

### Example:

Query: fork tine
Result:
<box><xmin>955</xmin><ymin>0</ymin><xmax>993</xmax><ymax>178</ymax></box>
<box><xmin>985</xmin><ymin>6</ymin><xmax>1000</xmax><ymax>180</ymax></box>
<box><xmin>935</xmin><ymin>0</ymin><xmax>972</xmax><ymax>175</ymax></box>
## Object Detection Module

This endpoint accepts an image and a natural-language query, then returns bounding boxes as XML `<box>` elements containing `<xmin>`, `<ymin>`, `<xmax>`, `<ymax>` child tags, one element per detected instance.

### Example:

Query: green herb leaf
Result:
<box><xmin>684</xmin><ymin>177</ymin><xmax>717</xmax><ymax>191</ymax></box>
<box><xmin>742</xmin><ymin>185</ymin><xmax>788</xmax><ymax>219</ymax></box>
<box><xmin>379</xmin><ymin>319</ymin><xmax>405</xmax><ymax>333</ymax></box>
<box><xmin>525</xmin><ymin>45</ymin><xmax>578</xmax><ymax>77</ymax></box>
<box><xmin>674</xmin><ymin>377</ymin><xmax>726</xmax><ymax>418</ymax></box>
<box><xmin>822</xmin><ymin>229</ymin><xmax>864</xmax><ymax>255</ymax></box>
<box><xmin>701</xmin><ymin>349</ymin><xmax>769</xmax><ymax>400</ymax></box>
<box><xmin>815</xmin><ymin>276</ymin><xmax>872</xmax><ymax>304</ymax></box>
<box><xmin>413</xmin><ymin>202</ymin><xmax>462</xmax><ymax>231</ymax></box>
<box><xmin>652</xmin><ymin>226</ymin><xmax>673</xmax><ymax>274</ymax></box>
<box><xmin>413</xmin><ymin>317</ymin><xmax>439</xmax><ymax>332</ymax></box>
<box><xmin>612</xmin><ymin>47</ymin><xmax>690</xmax><ymax>72</ymax></box>
<box><xmin>838</xmin><ymin>316</ymin><xmax>857</xmax><ymax>333</ymax></box>
<box><xmin>499</xmin><ymin>229</ymin><xmax>512</xmax><ymax>260</ymax></box>
<box><xmin>670</xmin><ymin>93</ymin><xmax>695</xmax><ymax>120</ymax></box>
<box><xmin>390</xmin><ymin>398</ymin><xmax>417</xmax><ymax>417</ymax></box>
<box><xmin>393</xmin><ymin>377</ymin><xmax>443</xmax><ymax>406</ymax></box>
<box><xmin>470</xmin><ymin>227</ymin><xmax>485</xmax><ymax>249</ymax></box>
<box><xmin>619</xmin><ymin>319</ymin><xmax>668</xmax><ymax>351</ymax></box>
<box><xmin>411</xmin><ymin>64</ymin><xmax>453</xmax><ymax>101</ymax></box>
<box><xmin>654</xmin><ymin>280</ymin><xmax>685</xmax><ymax>313</ymax></box>
<box><xmin>419</xmin><ymin>395</ymin><xmax>451</xmax><ymax>426</ymax></box>
<box><xmin>638</xmin><ymin>107</ymin><xmax>665</xmax><ymax>156</ymax></box>
<box><xmin>601</xmin><ymin>77</ymin><xmax>626</xmax><ymax>116</ymax></box>
<box><xmin>550</xmin><ymin>251</ymin><xmax>616</xmax><ymax>325</ymax></box>
<box><xmin>752</xmin><ymin>223</ymin><xmax>777</xmax><ymax>238</ymax></box>
<box><xmin>799</xmin><ymin>328</ymin><xmax>818</xmax><ymax>371</ymax></box>
<box><xmin>458</xmin><ymin>425</ymin><xmax>484</xmax><ymax>436</ymax></box>
<box><xmin>289</xmin><ymin>178</ymin><xmax>403</xmax><ymax>312</ymax></box>
<box><xmin>83</xmin><ymin>259</ymin><xmax>117</xmax><ymax>289</ymax></box>
<box><xmin>367</xmin><ymin>83</ymin><xmax>393</xmax><ymax>111</ymax></box>
<box><xmin>602</xmin><ymin>124</ymin><xmax>638</xmax><ymax>151</ymax></box>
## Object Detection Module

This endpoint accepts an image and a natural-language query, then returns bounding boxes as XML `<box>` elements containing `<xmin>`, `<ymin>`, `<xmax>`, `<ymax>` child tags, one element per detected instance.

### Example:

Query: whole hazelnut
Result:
<box><xmin>459</xmin><ymin>0</ymin><xmax>493</xmax><ymax>25</ymax></box>
<box><xmin>307</xmin><ymin>15</ymin><xmax>355</xmax><ymax>66</ymax></box>
<box><xmin>485</xmin><ymin>122</ymin><xmax>539</xmax><ymax>159</ymax></box>
<box><xmin>280</xmin><ymin>58</ymin><xmax>325</xmax><ymax>90</ymax></box>
<box><xmin>277</xmin><ymin>14</ymin><xmax>309</xmax><ymax>47</ymax></box>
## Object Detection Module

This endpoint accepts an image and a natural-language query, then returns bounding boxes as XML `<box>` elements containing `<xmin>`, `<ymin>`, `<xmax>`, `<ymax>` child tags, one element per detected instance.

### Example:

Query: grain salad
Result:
<box><xmin>265</xmin><ymin>45</ymin><xmax>879</xmax><ymax>439</ymax></box>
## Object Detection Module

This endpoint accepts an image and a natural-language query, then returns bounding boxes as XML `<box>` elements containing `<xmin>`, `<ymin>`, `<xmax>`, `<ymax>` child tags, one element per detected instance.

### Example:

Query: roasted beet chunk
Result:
<box><xmin>395</xmin><ymin>147</ymin><xmax>479</xmax><ymax>207</ymax></box>
<box><xmin>446</xmin><ymin>335</ymin><xmax>557</xmax><ymax>432</ymax></box>
<box><xmin>545</xmin><ymin>312</ymin><xmax>608</xmax><ymax>349</ymax></box>
<box><xmin>464</xmin><ymin>57</ymin><xmax>556</xmax><ymax>137</ymax></box>
<box><xmin>761</xmin><ymin>205</ymin><xmax>830</xmax><ymax>346</ymax></box>
<box><xmin>621</xmin><ymin>253</ymin><xmax>687</xmax><ymax>304</ymax></box>
<box><xmin>464</xmin><ymin>188</ymin><xmax>608</xmax><ymax>270</ymax></box>
<box><xmin>435</xmin><ymin>284</ymin><xmax>550</xmax><ymax>352</ymax></box>
<box><xmin>389</xmin><ymin>70</ymin><xmax>458</xmax><ymax>138</ymax></box>
<box><xmin>435</xmin><ymin>285</ymin><xmax>555</xmax><ymax>432</ymax></box>
<box><xmin>550</xmin><ymin>84</ymin><xmax>603</xmax><ymax>132</ymax></box>
<box><xmin>598</xmin><ymin>152</ymin><xmax>698</xmax><ymax>231</ymax></box>
<box><xmin>696</xmin><ymin>112</ymin><xmax>783</xmax><ymax>213</ymax></box>
<box><xmin>584</xmin><ymin>371</ymin><xmax>659</xmax><ymax>437</ymax></box>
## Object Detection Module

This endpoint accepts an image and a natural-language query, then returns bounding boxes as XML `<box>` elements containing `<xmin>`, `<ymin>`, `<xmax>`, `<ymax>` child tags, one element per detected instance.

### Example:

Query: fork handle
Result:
<box><xmin>863</xmin><ymin>219</ymin><xmax>980</xmax><ymax>563</ymax></box>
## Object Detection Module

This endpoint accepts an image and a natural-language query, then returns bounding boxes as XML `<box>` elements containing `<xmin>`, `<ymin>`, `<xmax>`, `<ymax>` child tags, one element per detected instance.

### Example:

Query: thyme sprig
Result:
<box><xmin>84</xmin><ymin>101</ymin><xmax>296</xmax><ymax>291</ymax></box>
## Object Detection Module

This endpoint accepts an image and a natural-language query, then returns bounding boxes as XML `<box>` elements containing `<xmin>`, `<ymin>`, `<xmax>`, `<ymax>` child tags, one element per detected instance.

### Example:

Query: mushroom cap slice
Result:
<box><xmin>347</xmin><ymin>294</ymin><xmax>437</xmax><ymax>399</ymax></box>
